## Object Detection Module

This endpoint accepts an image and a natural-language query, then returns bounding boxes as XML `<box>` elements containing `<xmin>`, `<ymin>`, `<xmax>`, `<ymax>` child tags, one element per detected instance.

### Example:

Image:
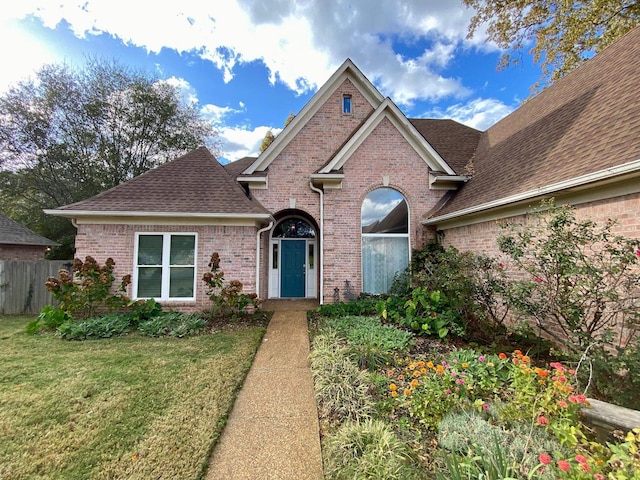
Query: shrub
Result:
<box><xmin>379</xmin><ymin>288</ymin><xmax>463</xmax><ymax>339</ymax></box>
<box><xmin>25</xmin><ymin>306</ymin><xmax>70</xmax><ymax>334</ymax></box>
<box><xmin>309</xmin><ymin>297</ymin><xmax>379</xmax><ymax>320</ymax></box>
<box><xmin>323</xmin><ymin>419</ymin><xmax>422</xmax><ymax>480</ymax></box>
<box><xmin>498</xmin><ymin>200</ymin><xmax>640</xmax><ymax>354</ymax></box>
<box><xmin>309</xmin><ymin>331</ymin><xmax>374</xmax><ymax>424</ymax></box>
<box><xmin>58</xmin><ymin>313</ymin><xmax>135</xmax><ymax>340</ymax></box>
<box><xmin>202</xmin><ymin>252</ymin><xmax>256</xmax><ymax>319</ymax></box>
<box><xmin>137</xmin><ymin>312</ymin><xmax>206</xmax><ymax>337</ymax></box>
<box><xmin>327</xmin><ymin>316</ymin><xmax>413</xmax><ymax>369</ymax></box>
<box><xmin>44</xmin><ymin>256</ymin><xmax>131</xmax><ymax>319</ymax></box>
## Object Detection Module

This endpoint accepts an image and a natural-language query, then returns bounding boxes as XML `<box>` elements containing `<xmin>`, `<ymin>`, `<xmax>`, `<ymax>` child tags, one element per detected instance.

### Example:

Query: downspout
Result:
<box><xmin>255</xmin><ymin>221</ymin><xmax>274</xmax><ymax>298</ymax></box>
<box><xmin>309</xmin><ymin>181</ymin><xmax>324</xmax><ymax>304</ymax></box>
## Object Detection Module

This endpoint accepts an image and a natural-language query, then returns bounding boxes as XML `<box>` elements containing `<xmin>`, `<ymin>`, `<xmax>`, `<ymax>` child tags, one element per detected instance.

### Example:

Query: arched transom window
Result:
<box><xmin>361</xmin><ymin>188</ymin><xmax>409</xmax><ymax>294</ymax></box>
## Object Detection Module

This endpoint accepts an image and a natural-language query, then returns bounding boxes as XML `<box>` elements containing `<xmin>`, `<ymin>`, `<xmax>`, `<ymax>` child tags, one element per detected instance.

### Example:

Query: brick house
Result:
<box><xmin>0</xmin><ymin>213</ymin><xmax>59</xmax><ymax>260</ymax></box>
<box><xmin>46</xmin><ymin>28</ymin><xmax>640</xmax><ymax>311</ymax></box>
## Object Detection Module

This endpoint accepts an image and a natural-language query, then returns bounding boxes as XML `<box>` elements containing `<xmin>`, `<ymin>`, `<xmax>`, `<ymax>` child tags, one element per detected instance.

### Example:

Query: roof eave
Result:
<box><xmin>423</xmin><ymin>158</ymin><xmax>640</xmax><ymax>225</ymax></box>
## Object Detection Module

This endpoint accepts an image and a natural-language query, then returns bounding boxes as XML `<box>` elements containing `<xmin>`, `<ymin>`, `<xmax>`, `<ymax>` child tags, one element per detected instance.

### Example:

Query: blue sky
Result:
<box><xmin>0</xmin><ymin>1</ymin><xmax>540</xmax><ymax>164</ymax></box>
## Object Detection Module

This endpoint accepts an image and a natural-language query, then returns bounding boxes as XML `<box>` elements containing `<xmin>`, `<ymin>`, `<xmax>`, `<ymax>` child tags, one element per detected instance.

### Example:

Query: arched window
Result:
<box><xmin>361</xmin><ymin>188</ymin><xmax>409</xmax><ymax>294</ymax></box>
<box><xmin>272</xmin><ymin>218</ymin><xmax>316</xmax><ymax>238</ymax></box>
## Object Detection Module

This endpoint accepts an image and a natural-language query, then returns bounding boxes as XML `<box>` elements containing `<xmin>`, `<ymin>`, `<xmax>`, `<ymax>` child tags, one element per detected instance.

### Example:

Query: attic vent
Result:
<box><xmin>342</xmin><ymin>95</ymin><xmax>352</xmax><ymax>114</ymax></box>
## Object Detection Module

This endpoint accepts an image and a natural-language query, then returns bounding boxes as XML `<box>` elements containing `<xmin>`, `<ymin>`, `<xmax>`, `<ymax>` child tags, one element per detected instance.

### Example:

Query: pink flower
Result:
<box><xmin>456</xmin><ymin>378</ymin><xmax>465</xmax><ymax>385</ymax></box>
<box><xmin>478</xmin><ymin>355</ymin><xmax>486</xmax><ymax>362</ymax></box>
<box><xmin>498</xmin><ymin>263</ymin><xmax>504</xmax><ymax>269</ymax></box>
<box><xmin>636</xmin><ymin>249</ymin><xmax>640</xmax><ymax>258</ymax></box>
<box><xmin>445</xmin><ymin>389</ymin><xmax>452</xmax><ymax>395</ymax></box>
<box><xmin>595</xmin><ymin>474</ymin><xmax>605</xmax><ymax>480</ymax></box>
<box><xmin>482</xmin><ymin>403</ymin><xmax>489</xmax><ymax>411</ymax></box>
<box><xmin>558</xmin><ymin>400</ymin><xmax>568</xmax><ymax>408</ymax></box>
<box><xmin>575</xmin><ymin>455</ymin><xmax>587</xmax><ymax>464</ymax></box>
<box><xmin>539</xmin><ymin>453</ymin><xmax>552</xmax><ymax>465</ymax></box>
<box><xmin>537</xmin><ymin>416</ymin><xmax>548</xmax><ymax>425</ymax></box>
<box><xmin>568</xmin><ymin>395</ymin><xmax>577</xmax><ymax>403</ymax></box>
<box><xmin>550</xmin><ymin>362</ymin><xmax>564</xmax><ymax>371</ymax></box>
<box><xmin>576</xmin><ymin>394</ymin><xmax>587</xmax><ymax>404</ymax></box>
<box><xmin>558</xmin><ymin>460</ymin><xmax>571</xmax><ymax>472</ymax></box>
<box><xmin>534</xmin><ymin>276</ymin><xmax>543</xmax><ymax>283</ymax></box>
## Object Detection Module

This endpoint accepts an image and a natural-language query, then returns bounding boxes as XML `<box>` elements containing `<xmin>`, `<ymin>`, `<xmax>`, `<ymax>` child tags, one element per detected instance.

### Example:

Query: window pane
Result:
<box><xmin>138</xmin><ymin>235</ymin><xmax>163</xmax><ymax>265</ymax></box>
<box><xmin>343</xmin><ymin>95</ymin><xmax>351</xmax><ymax>114</ymax></box>
<box><xmin>170</xmin><ymin>235</ymin><xmax>195</xmax><ymax>265</ymax></box>
<box><xmin>138</xmin><ymin>267</ymin><xmax>162</xmax><ymax>297</ymax></box>
<box><xmin>273</xmin><ymin>218</ymin><xmax>315</xmax><ymax>238</ymax></box>
<box><xmin>362</xmin><ymin>236</ymin><xmax>409</xmax><ymax>294</ymax></box>
<box><xmin>169</xmin><ymin>267</ymin><xmax>194</xmax><ymax>297</ymax></box>
<box><xmin>272</xmin><ymin>244</ymin><xmax>278</xmax><ymax>269</ymax></box>
<box><xmin>362</xmin><ymin>188</ymin><xmax>408</xmax><ymax>234</ymax></box>
<box><xmin>309</xmin><ymin>244</ymin><xmax>314</xmax><ymax>269</ymax></box>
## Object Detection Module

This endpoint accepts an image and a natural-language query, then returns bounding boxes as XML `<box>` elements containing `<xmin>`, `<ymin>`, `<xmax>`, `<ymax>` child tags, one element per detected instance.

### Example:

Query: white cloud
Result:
<box><xmin>2</xmin><ymin>0</ymin><xmax>493</xmax><ymax>105</ymax></box>
<box><xmin>218</xmin><ymin>125</ymin><xmax>283</xmax><ymax>162</ymax></box>
<box><xmin>425</xmin><ymin>97</ymin><xmax>516</xmax><ymax>130</ymax></box>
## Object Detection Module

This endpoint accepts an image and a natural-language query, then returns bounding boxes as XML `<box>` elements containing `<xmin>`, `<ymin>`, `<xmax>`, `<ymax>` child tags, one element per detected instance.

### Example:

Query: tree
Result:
<box><xmin>259</xmin><ymin>129</ymin><xmax>275</xmax><ymax>153</ymax></box>
<box><xmin>0</xmin><ymin>58</ymin><xmax>217</xmax><ymax>258</ymax></box>
<box><xmin>463</xmin><ymin>0</ymin><xmax>640</xmax><ymax>91</ymax></box>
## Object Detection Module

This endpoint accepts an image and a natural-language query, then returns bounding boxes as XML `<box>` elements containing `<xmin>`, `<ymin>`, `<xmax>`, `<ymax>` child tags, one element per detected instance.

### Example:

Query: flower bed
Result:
<box><xmin>309</xmin><ymin>315</ymin><xmax>640</xmax><ymax>479</ymax></box>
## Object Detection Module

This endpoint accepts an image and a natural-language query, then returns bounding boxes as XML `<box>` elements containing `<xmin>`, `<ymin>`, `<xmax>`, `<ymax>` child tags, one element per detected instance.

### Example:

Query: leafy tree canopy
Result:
<box><xmin>0</xmin><ymin>57</ymin><xmax>218</xmax><ymax>258</ymax></box>
<box><xmin>464</xmin><ymin>0</ymin><xmax>640</xmax><ymax>91</ymax></box>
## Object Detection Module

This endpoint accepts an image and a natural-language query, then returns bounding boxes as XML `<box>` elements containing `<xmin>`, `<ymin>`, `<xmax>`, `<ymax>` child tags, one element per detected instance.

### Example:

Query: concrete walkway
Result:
<box><xmin>206</xmin><ymin>300</ymin><xmax>323</xmax><ymax>480</ymax></box>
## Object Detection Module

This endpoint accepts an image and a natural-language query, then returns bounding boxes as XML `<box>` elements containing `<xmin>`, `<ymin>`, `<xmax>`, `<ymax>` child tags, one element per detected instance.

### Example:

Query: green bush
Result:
<box><xmin>309</xmin><ymin>331</ymin><xmax>374</xmax><ymax>424</ymax></box>
<box><xmin>328</xmin><ymin>316</ymin><xmax>413</xmax><ymax>369</ymax></box>
<box><xmin>310</xmin><ymin>296</ymin><xmax>379</xmax><ymax>320</ymax></box>
<box><xmin>137</xmin><ymin>312</ymin><xmax>206</xmax><ymax>338</ymax></box>
<box><xmin>25</xmin><ymin>306</ymin><xmax>70</xmax><ymax>334</ymax></box>
<box><xmin>58</xmin><ymin>313</ymin><xmax>134</xmax><ymax>340</ymax></box>
<box><xmin>323</xmin><ymin>419</ymin><xmax>423</xmax><ymax>480</ymax></box>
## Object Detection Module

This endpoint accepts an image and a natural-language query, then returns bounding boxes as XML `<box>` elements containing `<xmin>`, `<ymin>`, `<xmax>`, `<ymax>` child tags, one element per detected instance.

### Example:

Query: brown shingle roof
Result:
<box><xmin>410</xmin><ymin>119</ymin><xmax>481</xmax><ymax>175</ymax></box>
<box><xmin>0</xmin><ymin>214</ymin><xmax>59</xmax><ymax>246</ymax></box>
<box><xmin>55</xmin><ymin>147</ymin><xmax>270</xmax><ymax>216</ymax></box>
<box><xmin>434</xmin><ymin>27</ymin><xmax>640</xmax><ymax>218</ymax></box>
<box><xmin>223</xmin><ymin>156</ymin><xmax>257</xmax><ymax>179</ymax></box>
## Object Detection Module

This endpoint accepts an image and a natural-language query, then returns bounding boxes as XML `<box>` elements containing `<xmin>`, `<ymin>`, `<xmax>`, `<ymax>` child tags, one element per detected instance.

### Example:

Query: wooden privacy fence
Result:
<box><xmin>0</xmin><ymin>260</ymin><xmax>71</xmax><ymax>315</ymax></box>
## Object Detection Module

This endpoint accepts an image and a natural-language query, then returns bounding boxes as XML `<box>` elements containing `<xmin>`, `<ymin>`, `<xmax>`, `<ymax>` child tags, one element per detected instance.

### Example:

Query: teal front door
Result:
<box><xmin>281</xmin><ymin>240</ymin><xmax>305</xmax><ymax>297</ymax></box>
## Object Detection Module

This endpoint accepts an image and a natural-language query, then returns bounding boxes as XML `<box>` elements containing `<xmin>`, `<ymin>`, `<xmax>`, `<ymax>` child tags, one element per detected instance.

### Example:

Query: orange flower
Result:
<box><xmin>410</xmin><ymin>379</ymin><xmax>419</xmax><ymax>388</ymax></box>
<box><xmin>391</xmin><ymin>391</ymin><xmax>398</xmax><ymax>398</ymax></box>
<box><xmin>499</xmin><ymin>352</ymin><xmax>507</xmax><ymax>360</ymax></box>
<box><xmin>413</xmin><ymin>370</ymin><xmax>421</xmax><ymax>377</ymax></box>
<box><xmin>436</xmin><ymin>365</ymin><xmax>445</xmax><ymax>375</ymax></box>
<box><xmin>390</xmin><ymin>383</ymin><xmax>397</xmax><ymax>391</ymax></box>
<box><xmin>404</xmin><ymin>389</ymin><xmax>411</xmax><ymax>396</ymax></box>
<box><xmin>513</xmin><ymin>349</ymin><xmax>523</xmax><ymax>357</ymax></box>
<box><xmin>521</xmin><ymin>355</ymin><xmax>531</xmax><ymax>363</ymax></box>
<box><xmin>398</xmin><ymin>374</ymin><xmax>405</xmax><ymax>380</ymax></box>
<box><xmin>427</xmin><ymin>361</ymin><xmax>435</xmax><ymax>369</ymax></box>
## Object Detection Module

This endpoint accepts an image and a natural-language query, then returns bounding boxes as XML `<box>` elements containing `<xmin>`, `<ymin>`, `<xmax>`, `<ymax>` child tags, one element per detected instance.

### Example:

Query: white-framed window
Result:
<box><xmin>342</xmin><ymin>94</ymin><xmax>352</xmax><ymax>114</ymax></box>
<box><xmin>134</xmin><ymin>233</ymin><xmax>197</xmax><ymax>301</ymax></box>
<box><xmin>361</xmin><ymin>188</ymin><xmax>409</xmax><ymax>294</ymax></box>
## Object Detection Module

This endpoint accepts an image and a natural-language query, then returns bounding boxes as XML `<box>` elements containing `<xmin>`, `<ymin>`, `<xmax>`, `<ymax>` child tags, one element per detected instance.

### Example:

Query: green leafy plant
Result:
<box><xmin>323</xmin><ymin>419</ymin><xmax>423</xmax><ymax>480</ymax></box>
<box><xmin>309</xmin><ymin>330</ymin><xmax>374</xmax><ymax>425</ymax></box>
<box><xmin>137</xmin><ymin>312</ymin><xmax>206</xmax><ymax>337</ymax></box>
<box><xmin>328</xmin><ymin>315</ymin><xmax>413</xmax><ymax>369</ymax></box>
<box><xmin>25</xmin><ymin>305</ymin><xmax>70</xmax><ymax>334</ymax></box>
<box><xmin>57</xmin><ymin>313</ymin><xmax>134</xmax><ymax>340</ymax></box>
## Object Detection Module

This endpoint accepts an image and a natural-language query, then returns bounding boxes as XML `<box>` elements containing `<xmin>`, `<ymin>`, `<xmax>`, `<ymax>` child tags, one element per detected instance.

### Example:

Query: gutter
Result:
<box><xmin>423</xmin><ymin>158</ymin><xmax>640</xmax><ymax>225</ymax></box>
<box><xmin>309</xmin><ymin>181</ymin><xmax>324</xmax><ymax>305</ymax></box>
<box><xmin>255</xmin><ymin>221</ymin><xmax>274</xmax><ymax>298</ymax></box>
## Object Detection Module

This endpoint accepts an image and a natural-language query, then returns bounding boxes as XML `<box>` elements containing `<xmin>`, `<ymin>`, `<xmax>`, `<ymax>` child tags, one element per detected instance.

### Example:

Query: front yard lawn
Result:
<box><xmin>0</xmin><ymin>315</ymin><xmax>265</xmax><ymax>480</ymax></box>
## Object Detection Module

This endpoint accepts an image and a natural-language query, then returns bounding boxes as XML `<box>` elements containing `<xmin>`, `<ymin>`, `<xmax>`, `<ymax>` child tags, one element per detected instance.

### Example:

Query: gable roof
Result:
<box><xmin>410</xmin><ymin>119</ymin><xmax>482</xmax><ymax>176</ymax></box>
<box><xmin>47</xmin><ymin>147</ymin><xmax>271</xmax><ymax>220</ymax></box>
<box><xmin>0</xmin><ymin>214</ymin><xmax>59</xmax><ymax>247</ymax></box>
<box><xmin>427</xmin><ymin>27</ymin><xmax>640</xmax><ymax>224</ymax></box>
<box><xmin>318</xmin><ymin>98</ymin><xmax>458</xmax><ymax>176</ymax></box>
<box><xmin>223</xmin><ymin>156</ymin><xmax>257</xmax><ymax>180</ymax></box>
<box><xmin>241</xmin><ymin>59</ymin><xmax>385</xmax><ymax>175</ymax></box>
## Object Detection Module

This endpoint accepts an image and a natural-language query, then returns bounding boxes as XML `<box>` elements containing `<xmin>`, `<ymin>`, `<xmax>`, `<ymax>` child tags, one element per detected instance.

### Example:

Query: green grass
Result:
<box><xmin>0</xmin><ymin>315</ymin><xmax>265</xmax><ymax>480</ymax></box>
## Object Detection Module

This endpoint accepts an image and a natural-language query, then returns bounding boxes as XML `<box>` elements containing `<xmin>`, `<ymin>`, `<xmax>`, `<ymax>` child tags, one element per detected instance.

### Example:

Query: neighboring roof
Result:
<box><xmin>428</xmin><ymin>26</ymin><xmax>640</xmax><ymax>223</ymax></box>
<box><xmin>0</xmin><ymin>214</ymin><xmax>59</xmax><ymax>247</ymax></box>
<box><xmin>48</xmin><ymin>147</ymin><xmax>271</xmax><ymax>219</ymax></box>
<box><xmin>223</xmin><ymin>156</ymin><xmax>257</xmax><ymax>180</ymax></box>
<box><xmin>410</xmin><ymin>119</ymin><xmax>481</xmax><ymax>176</ymax></box>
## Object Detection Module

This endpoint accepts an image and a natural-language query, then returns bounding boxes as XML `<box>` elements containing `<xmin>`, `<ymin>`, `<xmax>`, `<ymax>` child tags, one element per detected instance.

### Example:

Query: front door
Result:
<box><xmin>281</xmin><ymin>240</ymin><xmax>306</xmax><ymax>297</ymax></box>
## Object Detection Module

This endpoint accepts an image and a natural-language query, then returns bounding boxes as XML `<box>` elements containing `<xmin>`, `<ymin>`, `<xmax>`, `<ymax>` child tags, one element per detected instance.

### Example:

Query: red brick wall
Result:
<box><xmin>440</xmin><ymin>193</ymin><xmax>640</xmax><ymax>256</ymax></box>
<box><xmin>75</xmin><ymin>223</ymin><xmax>257</xmax><ymax>312</ymax></box>
<box><xmin>252</xmin><ymin>78</ymin><xmax>448</xmax><ymax>302</ymax></box>
<box><xmin>0</xmin><ymin>245</ymin><xmax>48</xmax><ymax>260</ymax></box>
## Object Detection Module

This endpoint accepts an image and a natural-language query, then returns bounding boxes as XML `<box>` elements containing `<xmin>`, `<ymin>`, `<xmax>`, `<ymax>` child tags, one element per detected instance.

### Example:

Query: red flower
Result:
<box><xmin>539</xmin><ymin>453</ymin><xmax>552</xmax><ymax>465</ymax></box>
<box><xmin>537</xmin><ymin>416</ymin><xmax>548</xmax><ymax>425</ymax></box>
<box><xmin>558</xmin><ymin>460</ymin><xmax>571</xmax><ymax>472</ymax></box>
<box><xmin>534</xmin><ymin>276</ymin><xmax>543</xmax><ymax>283</ymax></box>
